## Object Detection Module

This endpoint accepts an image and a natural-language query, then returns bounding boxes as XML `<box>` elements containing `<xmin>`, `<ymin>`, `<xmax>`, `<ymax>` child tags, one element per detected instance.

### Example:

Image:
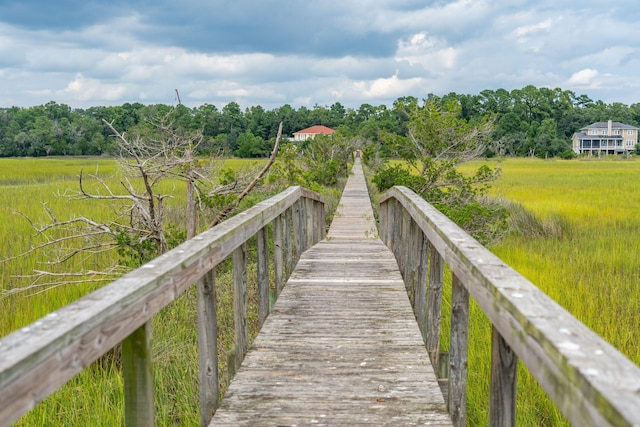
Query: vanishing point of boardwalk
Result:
<box><xmin>211</xmin><ymin>159</ymin><xmax>451</xmax><ymax>426</ymax></box>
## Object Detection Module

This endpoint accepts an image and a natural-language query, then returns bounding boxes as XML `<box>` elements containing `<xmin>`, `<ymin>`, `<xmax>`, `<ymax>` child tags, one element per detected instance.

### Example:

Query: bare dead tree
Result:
<box><xmin>1</xmin><ymin>115</ymin><xmax>284</xmax><ymax>297</ymax></box>
<box><xmin>208</xmin><ymin>122</ymin><xmax>282</xmax><ymax>228</ymax></box>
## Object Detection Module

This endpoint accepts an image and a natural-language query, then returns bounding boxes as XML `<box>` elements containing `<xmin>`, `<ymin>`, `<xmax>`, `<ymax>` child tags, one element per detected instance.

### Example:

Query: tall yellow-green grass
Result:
<box><xmin>0</xmin><ymin>157</ymin><xmax>267</xmax><ymax>426</ymax></box>
<box><xmin>456</xmin><ymin>157</ymin><xmax>640</xmax><ymax>425</ymax></box>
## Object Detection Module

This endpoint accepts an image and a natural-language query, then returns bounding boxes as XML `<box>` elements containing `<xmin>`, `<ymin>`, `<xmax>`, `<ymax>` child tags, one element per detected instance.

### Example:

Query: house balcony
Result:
<box><xmin>575</xmin><ymin>136</ymin><xmax>635</xmax><ymax>155</ymax></box>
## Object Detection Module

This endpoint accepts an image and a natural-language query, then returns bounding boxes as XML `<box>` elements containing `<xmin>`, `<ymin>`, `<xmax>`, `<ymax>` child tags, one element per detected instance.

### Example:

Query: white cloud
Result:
<box><xmin>353</xmin><ymin>73</ymin><xmax>424</xmax><ymax>99</ymax></box>
<box><xmin>365</xmin><ymin>0</ymin><xmax>492</xmax><ymax>34</ymax></box>
<box><xmin>57</xmin><ymin>73</ymin><xmax>126</xmax><ymax>101</ymax></box>
<box><xmin>567</xmin><ymin>68</ymin><xmax>600</xmax><ymax>87</ymax></box>
<box><xmin>395</xmin><ymin>32</ymin><xmax>458</xmax><ymax>70</ymax></box>
<box><xmin>513</xmin><ymin>18</ymin><xmax>552</xmax><ymax>39</ymax></box>
<box><xmin>1</xmin><ymin>1</ymin><xmax>640</xmax><ymax>108</ymax></box>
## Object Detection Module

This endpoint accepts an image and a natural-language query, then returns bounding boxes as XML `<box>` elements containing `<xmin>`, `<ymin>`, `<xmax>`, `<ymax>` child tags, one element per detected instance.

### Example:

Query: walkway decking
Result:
<box><xmin>211</xmin><ymin>160</ymin><xmax>451</xmax><ymax>426</ymax></box>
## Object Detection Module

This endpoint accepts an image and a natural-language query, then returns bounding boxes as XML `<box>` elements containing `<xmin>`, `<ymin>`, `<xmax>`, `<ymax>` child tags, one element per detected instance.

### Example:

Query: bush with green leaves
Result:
<box><xmin>373</xmin><ymin>97</ymin><xmax>508</xmax><ymax>245</ymax></box>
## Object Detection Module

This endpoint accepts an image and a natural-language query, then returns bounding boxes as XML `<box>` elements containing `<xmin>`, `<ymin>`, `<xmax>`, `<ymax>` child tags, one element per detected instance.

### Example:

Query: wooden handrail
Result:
<box><xmin>0</xmin><ymin>186</ymin><xmax>326</xmax><ymax>427</ymax></box>
<box><xmin>379</xmin><ymin>185</ymin><xmax>640</xmax><ymax>427</ymax></box>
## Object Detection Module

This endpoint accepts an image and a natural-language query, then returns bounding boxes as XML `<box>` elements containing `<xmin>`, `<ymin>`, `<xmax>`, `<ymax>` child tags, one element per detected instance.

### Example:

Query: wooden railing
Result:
<box><xmin>379</xmin><ymin>186</ymin><xmax>640</xmax><ymax>427</ymax></box>
<box><xmin>0</xmin><ymin>186</ymin><xmax>325</xmax><ymax>427</ymax></box>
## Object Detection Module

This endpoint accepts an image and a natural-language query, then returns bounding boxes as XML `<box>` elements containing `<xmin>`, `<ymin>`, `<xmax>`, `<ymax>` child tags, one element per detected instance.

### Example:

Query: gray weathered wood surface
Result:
<box><xmin>211</xmin><ymin>160</ymin><xmax>451</xmax><ymax>426</ymax></box>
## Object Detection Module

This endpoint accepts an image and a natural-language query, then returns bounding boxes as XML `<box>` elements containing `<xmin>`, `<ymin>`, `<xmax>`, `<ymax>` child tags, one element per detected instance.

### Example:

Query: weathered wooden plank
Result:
<box><xmin>212</xmin><ymin>159</ymin><xmax>450</xmax><ymax>426</ymax></box>
<box><xmin>427</xmin><ymin>243</ymin><xmax>444</xmax><ymax>368</ymax></box>
<box><xmin>305</xmin><ymin>197</ymin><xmax>314</xmax><ymax>249</ymax></box>
<box><xmin>233</xmin><ymin>244</ymin><xmax>248</xmax><ymax>372</ymax></box>
<box><xmin>197</xmin><ymin>269</ymin><xmax>218</xmax><ymax>426</ymax></box>
<box><xmin>273</xmin><ymin>213</ymin><xmax>284</xmax><ymax>299</ymax></box>
<box><xmin>489</xmin><ymin>326</ymin><xmax>517</xmax><ymax>427</ymax></box>
<box><xmin>449</xmin><ymin>273</ymin><xmax>469</xmax><ymax>426</ymax></box>
<box><xmin>256</xmin><ymin>226</ymin><xmax>269</xmax><ymax>327</ymax></box>
<box><xmin>283</xmin><ymin>207</ymin><xmax>293</xmax><ymax>283</ymax></box>
<box><xmin>123</xmin><ymin>322</ymin><xmax>154</xmax><ymax>427</ymax></box>
<box><xmin>414</xmin><ymin>231</ymin><xmax>428</xmax><ymax>342</ymax></box>
<box><xmin>379</xmin><ymin>186</ymin><xmax>640</xmax><ymax>426</ymax></box>
<box><xmin>292</xmin><ymin>200</ymin><xmax>302</xmax><ymax>261</ymax></box>
<box><xmin>212</xmin><ymin>239</ymin><xmax>450</xmax><ymax>425</ymax></box>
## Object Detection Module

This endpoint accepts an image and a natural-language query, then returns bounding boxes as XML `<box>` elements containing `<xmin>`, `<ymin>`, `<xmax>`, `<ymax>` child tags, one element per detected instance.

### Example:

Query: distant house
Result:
<box><xmin>291</xmin><ymin>125</ymin><xmax>336</xmax><ymax>142</ymax></box>
<box><xmin>572</xmin><ymin>120</ymin><xmax>638</xmax><ymax>155</ymax></box>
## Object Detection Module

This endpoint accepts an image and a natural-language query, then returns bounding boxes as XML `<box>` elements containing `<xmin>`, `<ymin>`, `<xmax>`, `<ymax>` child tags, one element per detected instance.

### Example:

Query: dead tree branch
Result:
<box><xmin>209</xmin><ymin>122</ymin><xmax>283</xmax><ymax>228</ymax></box>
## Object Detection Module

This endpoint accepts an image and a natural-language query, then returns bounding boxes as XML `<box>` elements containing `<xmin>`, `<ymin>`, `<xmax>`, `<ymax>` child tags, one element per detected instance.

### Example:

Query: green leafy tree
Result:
<box><xmin>376</xmin><ymin>97</ymin><xmax>507</xmax><ymax>245</ymax></box>
<box><xmin>235</xmin><ymin>131</ymin><xmax>271</xmax><ymax>158</ymax></box>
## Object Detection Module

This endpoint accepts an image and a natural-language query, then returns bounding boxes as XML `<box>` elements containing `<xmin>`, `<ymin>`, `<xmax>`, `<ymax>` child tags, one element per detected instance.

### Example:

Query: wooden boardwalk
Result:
<box><xmin>211</xmin><ymin>160</ymin><xmax>451</xmax><ymax>426</ymax></box>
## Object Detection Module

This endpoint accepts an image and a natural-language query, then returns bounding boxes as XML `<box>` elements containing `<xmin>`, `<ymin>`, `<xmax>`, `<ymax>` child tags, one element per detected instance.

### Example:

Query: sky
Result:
<box><xmin>1</xmin><ymin>0</ymin><xmax>639</xmax><ymax>110</ymax></box>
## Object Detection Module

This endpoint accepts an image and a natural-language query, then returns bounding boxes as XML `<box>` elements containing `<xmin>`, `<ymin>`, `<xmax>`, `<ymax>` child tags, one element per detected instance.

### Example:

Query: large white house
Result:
<box><xmin>572</xmin><ymin>120</ymin><xmax>638</xmax><ymax>155</ymax></box>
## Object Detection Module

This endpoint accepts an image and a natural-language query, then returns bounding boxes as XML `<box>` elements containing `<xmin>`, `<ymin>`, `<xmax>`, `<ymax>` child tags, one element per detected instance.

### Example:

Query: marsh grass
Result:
<box><xmin>455</xmin><ymin>157</ymin><xmax>640</xmax><ymax>425</ymax></box>
<box><xmin>0</xmin><ymin>157</ymin><xmax>267</xmax><ymax>426</ymax></box>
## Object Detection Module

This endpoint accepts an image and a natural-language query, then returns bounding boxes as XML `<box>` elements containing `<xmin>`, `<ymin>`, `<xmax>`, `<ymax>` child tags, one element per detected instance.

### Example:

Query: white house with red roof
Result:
<box><xmin>291</xmin><ymin>125</ymin><xmax>336</xmax><ymax>142</ymax></box>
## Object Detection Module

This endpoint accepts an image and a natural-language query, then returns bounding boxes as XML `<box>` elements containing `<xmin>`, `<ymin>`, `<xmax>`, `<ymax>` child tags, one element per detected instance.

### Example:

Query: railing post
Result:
<box><xmin>405</xmin><ymin>218</ymin><xmax>417</xmax><ymax>306</ymax></box>
<box><xmin>489</xmin><ymin>326</ymin><xmax>517</xmax><ymax>427</ymax></box>
<box><xmin>318</xmin><ymin>202</ymin><xmax>327</xmax><ymax>241</ymax></box>
<box><xmin>449</xmin><ymin>273</ymin><xmax>469</xmax><ymax>427</ymax></box>
<box><xmin>273</xmin><ymin>214</ymin><xmax>284</xmax><ymax>302</ymax></box>
<box><xmin>257</xmin><ymin>226</ymin><xmax>270</xmax><ymax>328</ymax></box>
<box><xmin>233</xmin><ymin>244</ymin><xmax>248</xmax><ymax>372</ymax></box>
<box><xmin>299</xmin><ymin>198</ymin><xmax>308</xmax><ymax>252</ymax></box>
<box><xmin>414</xmin><ymin>231</ymin><xmax>428</xmax><ymax>341</ymax></box>
<box><xmin>399</xmin><ymin>205</ymin><xmax>410</xmax><ymax>279</ymax></box>
<box><xmin>197</xmin><ymin>269</ymin><xmax>218</xmax><ymax>426</ymax></box>
<box><xmin>293</xmin><ymin>201</ymin><xmax>302</xmax><ymax>262</ymax></box>
<box><xmin>379</xmin><ymin>200</ymin><xmax>388</xmax><ymax>246</ymax></box>
<box><xmin>316</xmin><ymin>200</ymin><xmax>325</xmax><ymax>242</ymax></box>
<box><xmin>392</xmin><ymin>199</ymin><xmax>403</xmax><ymax>262</ymax></box>
<box><xmin>305</xmin><ymin>197</ymin><xmax>314</xmax><ymax>249</ymax></box>
<box><xmin>123</xmin><ymin>322</ymin><xmax>154</xmax><ymax>427</ymax></box>
<box><xmin>284</xmin><ymin>207</ymin><xmax>293</xmax><ymax>281</ymax></box>
<box><xmin>426</xmin><ymin>244</ymin><xmax>444</xmax><ymax>367</ymax></box>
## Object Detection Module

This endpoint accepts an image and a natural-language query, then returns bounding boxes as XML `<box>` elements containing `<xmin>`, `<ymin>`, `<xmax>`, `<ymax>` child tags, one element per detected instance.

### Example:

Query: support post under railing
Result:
<box><xmin>414</xmin><ymin>231</ymin><xmax>428</xmax><ymax>341</ymax></box>
<box><xmin>399</xmin><ymin>204</ymin><xmax>410</xmax><ymax>279</ymax></box>
<box><xmin>197</xmin><ymin>269</ymin><xmax>218</xmax><ymax>426</ymax></box>
<box><xmin>299</xmin><ymin>198</ymin><xmax>308</xmax><ymax>252</ymax></box>
<box><xmin>273</xmin><ymin>214</ymin><xmax>284</xmax><ymax>301</ymax></box>
<box><xmin>405</xmin><ymin>218</ymin><xmax>418</xmax><ymax>306</ymax></box>
<box><xmin>284</xmin><ymin>207</ymin><xmax>293</xmax><ymax>285</ymax></box>
<box><xmin>233</xmin><ymin>244</ymin><xmax>248</xmax><ymax>372</ymax></box>
<box><xmin>489</xmin><ymin>326</ymin><xmax>517</xmax><ymax>427</ymax></box>
<box><xmin>123</xmin><ymin>322</ymin><xmax>154</xmax><ymax>427</ymax></box>
<box><xmin>392</xmin><ymin>199</ymin><xmax>403</xmax><ymax>263</ymax></box>
<box><xmin>316</xmin><ymin>200</ymin><xmax>325</xmax><ymax>242</ymax></box>
<box><xmin>449</xmin><ymin>273</ymin><xmax>469</xmax><ymax>427</ymax></box>
<box><xmin>293</xmin><ymin>201</ymin><xmax>302</xmax><ymax>262</ymax></box>
<box><xmin>257</xmin><ymin>226</ymin><xmax>269</xmax><ymax>327</ymax></box>
<box><xmin>426</xmin><ymin>244</ymin><xmax>444</xmax><ymax>367</ymax></box>
<box><xmin>305</xmin><ymin>197</ymin><xmax>314</xmax><ymax>249</ymax></box>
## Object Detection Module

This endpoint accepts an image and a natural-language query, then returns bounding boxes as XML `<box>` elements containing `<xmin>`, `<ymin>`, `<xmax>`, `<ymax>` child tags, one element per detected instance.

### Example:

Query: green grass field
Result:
<box><xmin>2</xmin><ymin>156</ymin><xmax>639</xmax><ymax>425</ymax></box>
<box><xmin>459</xmin><ymin>157</ymin><xmax>640</xmax><ymax>425</ymax></box>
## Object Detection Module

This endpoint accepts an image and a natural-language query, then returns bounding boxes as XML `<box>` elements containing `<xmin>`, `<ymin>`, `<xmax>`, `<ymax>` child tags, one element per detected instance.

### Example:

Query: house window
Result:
<box><xmin>614</xmin><ymin>129</ymin><xmax>621</xmax><ymax>135</ymax></box>
<box><xmin>626</xmin><ymin>140</ymin><xmax>634</xmax><ymax>147</ymax></box>
<box><xmin>590</xmin><ymin>130</ymin><xmax>597</xmax><ymax>135</ymax></box>
<box><xmin>628</xmin><ymin>130</ymin><xmax>634</xmax><ymax>135</ymax></box>
<box><xmin>602</xmin><ymin>129</ymin><xmax>608</xmax><ymax>135</ymax></box>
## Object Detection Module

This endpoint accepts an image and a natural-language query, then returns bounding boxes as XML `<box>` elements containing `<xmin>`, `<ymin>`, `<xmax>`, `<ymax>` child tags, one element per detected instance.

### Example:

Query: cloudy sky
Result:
<box><xmin>1</xmin><ymin>0</ymin><xmax>639</xmax><ymax>110</ymax></box>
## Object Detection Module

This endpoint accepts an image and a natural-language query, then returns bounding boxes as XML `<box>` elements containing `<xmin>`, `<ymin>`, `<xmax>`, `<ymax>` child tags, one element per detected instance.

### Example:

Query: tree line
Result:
<box><xmin>1</xmin><ymin>85</ymin><xmax>640</xmax><ymax>158</ymax></box>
